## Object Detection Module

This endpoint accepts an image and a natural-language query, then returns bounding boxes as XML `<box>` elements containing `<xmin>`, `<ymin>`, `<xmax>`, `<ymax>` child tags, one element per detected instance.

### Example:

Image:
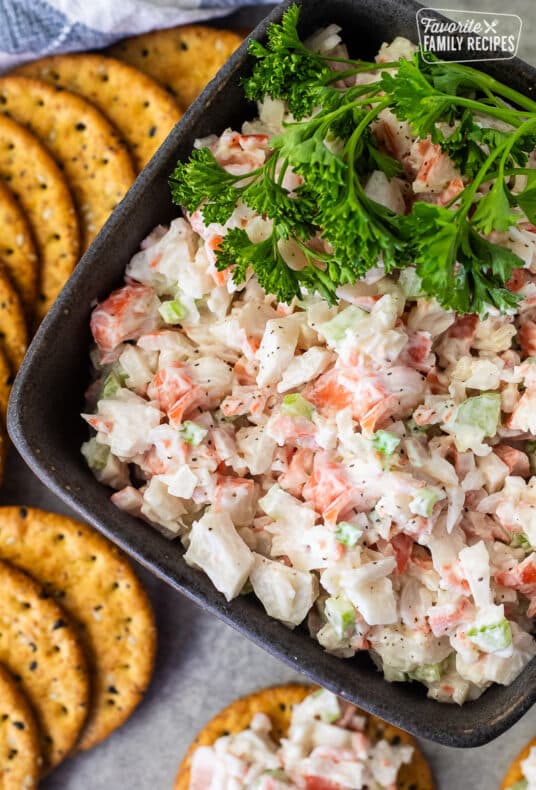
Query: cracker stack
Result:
<box><xmin>0</xmin><ymin>23</ymin><xmax>243</xmax><ymax>419</ymax></box>
<box><xmin>0</xmin><ymin>21</ymin><xmax>244</xmax><ymax>781</ymax></box>
<box><xmin>0</xmin><ymin>508</ymin><xmax>156</xmax><ymax>780</ymax></box>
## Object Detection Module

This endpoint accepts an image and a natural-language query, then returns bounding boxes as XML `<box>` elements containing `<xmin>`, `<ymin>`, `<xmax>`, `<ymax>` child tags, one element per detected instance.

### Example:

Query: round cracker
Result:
<box><xmin>0</xmin><ymin>663</ymin><xmax>40</xmax><ymax>790</ymax></box>
<box><xmin>0</xmin><ymin>266</ymin><xmax>27</xmax><ymax>373</ymax></box>
<box><xmin>0</xmin><ymin>560</ymin><xmax>89</xmax><ymax>771</ymax></box>
<box><xmin>0</xmin><ymin>76</ymin><xmax>135</xmax><ymax>253</ymax></box>
<box><xmin>0</xmin><ymin>180</ymin><xmax>38</xmax><ymax>316</ymax></box>
<box><xmin>501</xmin><ymin>738</ymin><xmax>536</xmax><ymax>789</ymax></box>
<box><xmin>174</xmin><ymin>684</ymin><xmax>434</xmax><ymax>790</ymax></box>
<box><xmin>107</xmin><ymin>25</ymin><xmax>243</xmax><ymax>110</ymax></box>
<box><xmin>15</xmin><ymin>55</ymin><xmax>182</xmax><ymax>173</ymax></box>
<box><xmin>0</xmin><ymin>508</ymin><xmax>157</xmax><ymax>751</ymax></box>
<box><xmin>0</xmin><ymin>113</ymin><xmax>79</xmax><ymax>321</ymax></box>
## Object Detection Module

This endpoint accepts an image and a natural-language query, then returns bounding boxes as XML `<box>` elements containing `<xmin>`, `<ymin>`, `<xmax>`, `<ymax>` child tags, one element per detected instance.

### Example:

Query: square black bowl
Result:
<box><xmin>9</xmin><ymin>0</ymin><xmax>536</xmax><ymax>747</ymax></box>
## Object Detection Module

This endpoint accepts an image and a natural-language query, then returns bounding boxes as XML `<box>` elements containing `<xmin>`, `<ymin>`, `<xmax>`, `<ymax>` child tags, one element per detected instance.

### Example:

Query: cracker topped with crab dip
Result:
<box><xmin>175</xmin><ymin>685</ymin><xmax>434</xmax><ymax>790</ymax></box>
<box><xmin>502</xmin><ymin>739</ymin><xmax>536</xmax><ymax>790</ymax></box>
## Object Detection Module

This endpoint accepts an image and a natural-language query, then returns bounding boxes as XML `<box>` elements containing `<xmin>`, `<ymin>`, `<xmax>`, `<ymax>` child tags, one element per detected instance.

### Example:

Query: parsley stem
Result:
<box><xmin>457</xmin><ymin>147</ymin><xmax>511</xmax><ymax>214</ymax></box>
<box><xmin>444</xmin><ymin>62</ymin><xmax>536</xmax><ymax>113</ymax></box>
<box><xmin>294</xmin><ymin>237</ymin><xmax>333</xmax><ymax>263</ymax></box>
<box><xmin>444</xmin><ymin>95</ymin><xmax>531</xmax><ymax>125</ymax></box>
<box><xmin>496</xmin><ymin>116</ymin><xmax>536</xmax><ymax>190</ymax></box>
<box><xmin>324</xmin><ymin>60</ymin><xmax>399</xmax><ymax>83</ymax></box>
<box><xmin>344</xmin><ymin>98</ymin><xmax>391</xmax><ymax>159</ymax></box>
<box><xmin>481</xmin><ymin>167</ymin><xmax>536</xmax><ymax>183</ymax></box>
<box><xmin>451</xmin><ymin>116</ymin><xmax>536</xmax><ymax>214</ymax></box>
<box><xmin>321</xmin><ymin>56</ymin><xmax>399</xmax><ymax>69</ymax></box>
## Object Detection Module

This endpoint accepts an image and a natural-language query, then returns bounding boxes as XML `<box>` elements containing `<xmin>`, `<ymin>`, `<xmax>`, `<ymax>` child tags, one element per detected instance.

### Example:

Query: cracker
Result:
<box><xmin>0</xmin><ymin>113</ymin><xmax>79</xmax><ymax>320</ymax></box>
<box><xmin>0</xmin><ymin>180</ymin><xmax>38</xmax><ymax>316</ymax></box>
<box><xmin>0</xmin><ymin>508</ymin><xmax>157</xmax><ymax>751</ymax></box>
<box><xmin>108</xmin><ymin>26</ymin><xmax>243</xmax><ymax>110</ymax></box>
<box><xmin>0</xmin><ymin>560</ymin><xmax>89</xmax><ymax>771</ymax></box>
<box><xmin>0</xmin><ymin>664</ymin><xmax>40</xmax><ymax>790</ymax></box>
<box><xmin>175</xmin><ymin>684</ymin><xmax>434</xmax><ymax>790</ymax></box>
<box><xmin>0</xmin><ymin>266</ymin><xmax>27</xmax><ymax>372</ymax></box>
<box><xmin>0</xmin><ymin>77</ymin><xmax>136</xmax><ymax>253</ymax></box>
<box><xmin>0</xmin><ymin>345</ymin><xmax>12</xmax><ymax>422</ymax></box>
<box><xmin>501</xmin><ymin>738</ymin><xmax>536</xmax><ymax>789</ymax></box>
<box><xmin>15</xmin><ymin>55</ymin><xmax>182</xmax><ymax>174</ymax></box>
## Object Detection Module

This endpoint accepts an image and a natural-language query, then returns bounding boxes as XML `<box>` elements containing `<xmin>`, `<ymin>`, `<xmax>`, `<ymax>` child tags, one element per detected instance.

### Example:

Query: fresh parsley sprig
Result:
<box><xmin>169</xmin><ymin>4</ymin><xmax>536</xmax><ymax>315</ymax></box>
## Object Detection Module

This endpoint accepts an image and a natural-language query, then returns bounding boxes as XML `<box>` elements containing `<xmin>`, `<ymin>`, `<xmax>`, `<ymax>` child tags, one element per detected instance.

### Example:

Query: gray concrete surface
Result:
<box><xmin>4</xmin><ymin>1</ymin><xmax>536</xmax><ymax>787</ymax></box>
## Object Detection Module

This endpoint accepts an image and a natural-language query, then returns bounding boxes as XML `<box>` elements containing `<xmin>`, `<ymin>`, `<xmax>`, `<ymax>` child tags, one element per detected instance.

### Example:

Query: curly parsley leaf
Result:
<box><xmin>472</xmin><ymin>178</ymin><xmax>518</xmax><ymax>235</ymax></box>
<box><xmin>517</xmin><ymin>185</ymin><xmax>536</xmax><ymax>224</ymax></box>
<box><xmin>366</xmin><ymin>143</ymin><xmax>403</xmax><ymax>179</ymax></box>
<box><xmin>401</xmin><ymin>203</ymin><xmax>521</xmax><ymax>314</ymax></box>
<box><xmin>271</xmin><ymin>123</ymin><xmax>346</xmax><ymax>194</ymax></box>
<box><xmin>215</xmin><ymin>227</ymin><xmax>337</xmax><ymax>304</ymax></box>
<box><xmin>480</xmin><ymin>128</ymin><xmax>536</xmax><ymax>169</ymax></box>
<box><xmin>242</xmin><ymin>175</ymin><xmax>318</xmax><ymax>239</ymax></box>
<box><xmin>380</xmin><ymin>59</ymin><xmax>454</xmax><ymax>140</ymax></box>
<box><xmin>320</xmin><ymin>180</ymin><xmax>404</xmax><ymax>276</ymax></box>
<box><xmin>438</xmin><ymin>112</ymin><xmax>490</xmax><ymax>178</ymax></box>
<box><xmin>243</xmin><ymin>6</ymin><xmax>332</xmax><ymax>119</ymax></box>
<box><xmin>215</xmin><ymin>228</ymin><xmax>301</xmax><ymax>301</ymax></box>
<box><xmin>464</xmin><ymin>231</ymin><xmax>522</xmax><ymax>313</ymax></box>
<box><xmin>169</xmin><ymin>147</ymin><xmax>243</xmax><ymax>224</ymax></box>
<box><xmin>168</xmin><ymin>3</ymin><xmax>536</xmax><ymax>313</ymax></box>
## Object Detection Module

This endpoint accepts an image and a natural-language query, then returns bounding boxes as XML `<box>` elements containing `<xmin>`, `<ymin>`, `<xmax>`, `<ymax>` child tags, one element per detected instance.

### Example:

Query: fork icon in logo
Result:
<box><xmin>483</xmin><ymin>19</ymin><xmax>499</xmax><ymax>34</ymax></box>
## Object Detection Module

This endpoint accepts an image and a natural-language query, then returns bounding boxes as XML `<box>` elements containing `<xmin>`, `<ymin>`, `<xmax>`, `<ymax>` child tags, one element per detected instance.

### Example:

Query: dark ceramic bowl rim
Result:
<box><xmin>8</xmin><ymin>0</ymin><xmax>536</xmax><ymax>747</ymax></box>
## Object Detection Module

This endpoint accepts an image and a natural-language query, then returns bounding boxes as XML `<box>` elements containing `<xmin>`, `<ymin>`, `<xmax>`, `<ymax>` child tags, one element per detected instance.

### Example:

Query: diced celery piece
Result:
<box><xmin>409</xmin><ymin>488</ymin><xmax>439</xmax><ymax>518</ymax></box>
<box><xmin>405</xmin><ymin>418</ymin><xmax>427</xmax><ymax>434</ymax></box>
<box><xmin>159</xmin><ymin>299</ymin><xmax>187</xmax><ymax>325</ymax></box>
<box><xmin>81</xmin><ymin>437</ymin><xmax>110</xmax><ymax>471</ymax></box>
<box><xmin>508</xmin><ymin>781</ymin><xmax>528</xmax><ymax>790</ymax></box>
<box><xmin>398</xmin><ymin>267</ymin><xmax>424</xmax><ymax>298</ymax></box>
<box><xmin>335</xmin><ymin>521</ymin><xmax>362</xmax><ymax>547</ymax></box>
<box><xmin>372</xmin><ymin>429</ymin><xmax>400</xmax><ymax>456</ymax></box>
<box><xmin>325</xmin><ymin>595</ymin><xmax>356</xmax><ymax>639</ymax></box>
<box><xmin>101</xmin><ymin>369</ymin><xmax>125</xmax><ymax>399</ymax></box>
<box><xmin>466</xmin><ymin>618</ymin><xmax>512</xmax><ymax>653</ymax></box>
<box><xmin>320</xmin><ymin>305</ymin><xmax>366</xmax><ymax>346</ymax></box>
<box><xmin>409</xmin><ymin>663</ymin><xmax>443</xmax><ymax>683</ymax></box>
<box><xmin>240</xmin><ymin>579</ymin><xmax>254</xmax><ymax>596</ymax></box>
<box><xmin>180</xmin><ymin>421</ymin><xmax>207</xmax><ymax>446</ymax></box>
<box><xmin>281</xmin><ymin>393</ymin><xmax>314</xmax><ymax>420</ymax></box>
<box><xmin>511</xmin><ymin>533</ymin><xmax>532</xmax><ymax>551</ymax></box>
<box><xmin>455</xmin><ymin>393</ymin><xmax>501</xmax><ymax>437</ymax></box>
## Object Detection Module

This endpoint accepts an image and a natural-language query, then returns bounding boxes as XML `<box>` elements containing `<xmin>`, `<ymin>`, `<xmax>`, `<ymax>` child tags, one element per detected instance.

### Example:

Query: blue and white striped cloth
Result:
<box><xmin>0</xmin><ymin>0</ymin><xmax>275</xmax><ymax>71</ymax></box>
